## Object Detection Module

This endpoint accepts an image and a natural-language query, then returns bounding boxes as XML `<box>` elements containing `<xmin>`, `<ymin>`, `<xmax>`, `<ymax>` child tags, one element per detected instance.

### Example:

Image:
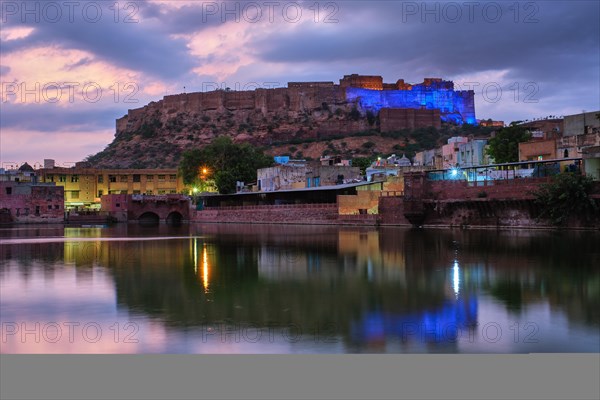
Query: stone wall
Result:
<box><xmin>193</xmin><ymin>204</ymin><xmax>339</xmax><ymax>224</ymax></box>
<box><xmin>379</xmin><ymin>108</ymin><xmax>442</xmax><ymax>131</ymax></box>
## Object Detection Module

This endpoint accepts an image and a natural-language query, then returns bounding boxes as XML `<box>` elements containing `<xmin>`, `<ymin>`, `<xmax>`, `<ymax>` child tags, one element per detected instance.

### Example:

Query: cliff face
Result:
<box><xmin>85</xmin><ymin>76</ymin><xmax>475</xmax><ymax>168</ymax></box>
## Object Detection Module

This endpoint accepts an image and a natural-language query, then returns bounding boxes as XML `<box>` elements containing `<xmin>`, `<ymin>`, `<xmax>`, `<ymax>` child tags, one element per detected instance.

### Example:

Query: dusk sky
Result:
<box><xmin>1</xmin><ymin>0</ymin><xmax>599</xmax><ymax>166</ymax></box>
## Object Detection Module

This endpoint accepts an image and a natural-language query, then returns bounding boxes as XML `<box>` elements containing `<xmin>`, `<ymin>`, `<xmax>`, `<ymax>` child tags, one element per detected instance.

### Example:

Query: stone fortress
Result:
<box><xmin>116</xmin><ymin>74</ymin><xmax>476</xmax><ymax>140</ymax></box>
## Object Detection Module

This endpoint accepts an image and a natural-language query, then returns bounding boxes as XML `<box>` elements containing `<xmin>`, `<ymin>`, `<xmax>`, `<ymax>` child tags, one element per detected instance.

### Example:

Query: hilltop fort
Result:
<box><xmin>90</xmin><ymin>74</ymin><xmax>476</xmax><ymax>168</ymax></box>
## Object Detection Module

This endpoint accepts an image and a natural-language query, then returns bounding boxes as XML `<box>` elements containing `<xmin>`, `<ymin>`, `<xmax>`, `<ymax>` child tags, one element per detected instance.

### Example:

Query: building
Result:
<box><xmin>39</xmin><ymin>164</ymin><xmax>185</xmax><ymax>210</ymax></box>
<box><xmin>582</xmin><ymin>146</ymin><xmax>600</xmax><ymax>180</ymax></box>
<box><xmin>563</xmin><ymin>111</ymin><xmax>600</xmax><ymax>137</ymax></box>
<box><xmin>0</xmin><ymin>181</ymin><xmax>64</xmax><ymax>223</ymax></box>
<box><xmin>557</xmin><ymin>111</ymin><xmax>600</xmax><ymax>159</ymax></box>
<box><xmin>456</xmin><ymin>140</ymin><xmax>489</xmax><ymax>167</ymax></box>
<box><xmin>0</xmin><ymin>163</ymin><xmax>38</xmax><ymax>183</ymax></box>
<box><xmin>518</xmin><ymin>139</ymin><xmax>557</xmax><ymax>161</ymax></box>
<box><xmin>441</xmin><ymin>137</ymin><xmax>469</xmax><ymax>168</ymax></box>
<box><xmin>518</xmin><ymin>118</ymin><xmax>563</xmax><ymax>139</ymax></box>
<box><xmin>257</xmin><ymin>158</ymin><xmax>361</xmax><ymax>192</ymax></box>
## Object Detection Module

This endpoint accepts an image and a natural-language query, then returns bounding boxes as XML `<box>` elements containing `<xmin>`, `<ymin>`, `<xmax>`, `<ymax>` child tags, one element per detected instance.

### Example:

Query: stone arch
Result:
<box><xmin>166</xmin><ymin>211</ymin><xmax>183</xmax><ymax>226</ymax></box>
<box><xmin>138</xmin><ymin>211</ymin><xmax>160</xmax><ymax>225</ymax></box>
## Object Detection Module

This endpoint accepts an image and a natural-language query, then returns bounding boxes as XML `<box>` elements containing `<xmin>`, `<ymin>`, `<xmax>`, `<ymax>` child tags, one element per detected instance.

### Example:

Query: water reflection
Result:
<box><xmin>0</xmin><ymin>224</ymin><xmax>598</xmax><ymax>353</ymax></box>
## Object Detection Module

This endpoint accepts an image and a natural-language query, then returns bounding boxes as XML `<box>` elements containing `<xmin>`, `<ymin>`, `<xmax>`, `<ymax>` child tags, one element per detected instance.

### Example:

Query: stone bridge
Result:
<box><xmin>127</xmin><ymin>194</ymin><xmax>191</xmax><ymax>225</ymax></box>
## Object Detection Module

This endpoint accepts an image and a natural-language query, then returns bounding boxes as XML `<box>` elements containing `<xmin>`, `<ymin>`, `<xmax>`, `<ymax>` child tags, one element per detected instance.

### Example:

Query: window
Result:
<box><xmin>146</xmin><ymin>175</ymin><xmax>154</xmax><ymax>181</ymax></box>
<box><xmin>116</xmin><ymin>203</ymin><xmax>121</xmax><ymax>208</ymax></box>
<box><xmin>109</xmin><ymin>175</ymin><xmax>117</xmax><ymax>183</ymax></box>
<box><xmin>169</xmin><ymin>174</ymin><xmax>177</xmax><ymax>181</ymax></box>
<box><xmin>120</xmin><ymin>175</ymin><xmax>128</xmax><ymax>182</ymax></box>
<box><xmin>5</xmin><ymin>187</ymin><xmax>11</xmax><ymax>195</ymax></box>
<box><xmin>71</xmin><ymin>191</ymin><xmax>79</xmax><ymax>199</ymax></box>
<box><xmin>71</xmin><ymin>175</ymin><xmax>79</xmax><ymax>182</ymax></box>
<box><xmin>48</xmin><ymin>205</ymin><xmax>52</xmax><ymax>210</ymax></box>
<box><xmin>170</xmin><ymin>190</ymin><xmax>177</xmax><ymax>194</ymax></box>
<box><xmin>158</xmin><ymin>175</ymin><xmax>166</xmax><ymax>182</ymax></box>
<box><xmin>98</xmin><ymin>175</ymin><xmax>104</xmax><ymax>183</ymax></box>
<box><xmin>35</xmin><ymin>206</ymin><xmax>40</xmax><ymax>216</ymax></box>
<box><xmin>146</xmin><ymin>190</ymin><xmax>153</xmax><ymax>195</ymax></box>
<box><xmin>54</xmin><ymin>205</ymin><xmax>59</xmax><ymax>209</ymax></box>
<box><xmin>158</xmin><ymin>190</ymin><xmax>166</xmax><ymax>194</ymax></box>
<box><xmin>133</xmin><ymin>190</ymin><xmax>141</xmax><ymax>194</ymax></box>
<box><xmin>59</xmin><ymin>175</ymin><xmax>67</xmax><ymax>182</ymax></box>
<box><xmin>24</xmin><ymin>208</ymin><xmax>29</xmax><ymax>215</ymax></box>
<box><xmin>98</xmin><ymin>190</ymin><xmax>103</xmax><ymax>197</ymax></box>
<box><xmin>47</xmin><ymin>175</ymin><xmax>54</xmax><ymax>182</ymax></box>
<box><xmin>133</xmin><ymin>174</ymin><xmax>141</xmax><ymax>183</ymax></box>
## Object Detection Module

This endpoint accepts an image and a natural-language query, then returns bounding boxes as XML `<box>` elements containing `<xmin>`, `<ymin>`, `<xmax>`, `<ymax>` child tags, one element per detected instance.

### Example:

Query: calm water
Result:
<box><xmin>1</xmin><ymin>224</ymin><xmax>598</xmax><ymax>354</ymax></box>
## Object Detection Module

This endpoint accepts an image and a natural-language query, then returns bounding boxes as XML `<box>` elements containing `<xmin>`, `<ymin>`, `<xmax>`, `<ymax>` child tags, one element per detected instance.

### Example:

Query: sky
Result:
<box><xmin>1</xmin><ymin>0</ymin><xmax>599</xmax><ymax>167</ymax></box>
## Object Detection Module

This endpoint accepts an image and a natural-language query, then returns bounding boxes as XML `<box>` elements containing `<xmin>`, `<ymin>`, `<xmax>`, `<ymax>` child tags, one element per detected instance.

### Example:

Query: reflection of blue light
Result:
<box><xmin>451</xmin><ymin>168</ymin><xmax>458</xmax><ymax>177</ymax></box>
<box><xmin>350</xmin><ymin>297</ymin><xmax>478</xmax><ymax>345</ymax></box>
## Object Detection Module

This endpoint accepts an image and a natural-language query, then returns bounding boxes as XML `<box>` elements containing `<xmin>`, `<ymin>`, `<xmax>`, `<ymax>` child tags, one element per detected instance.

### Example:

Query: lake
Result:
<box><xmin>1</xmin><ymin>224</ymin><xmax>598</xmax><ymax>353</ymax></box>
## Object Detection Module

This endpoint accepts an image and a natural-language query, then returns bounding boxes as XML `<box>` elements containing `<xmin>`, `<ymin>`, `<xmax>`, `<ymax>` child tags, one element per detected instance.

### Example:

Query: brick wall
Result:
<box><xmin>193</xmin><ymin>204</ymin><xmax>339</xmax><ymax>224</ymax></box>
<box><xmin>0</xmin><ymin>182</ymin><xmax>64</xmax><ymax>223</ymax></box>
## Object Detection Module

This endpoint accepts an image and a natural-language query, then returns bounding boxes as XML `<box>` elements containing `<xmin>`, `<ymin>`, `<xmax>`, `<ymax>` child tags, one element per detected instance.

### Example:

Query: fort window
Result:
<box><xmin>98</xmin><ymin>175</ymin><xmax>104</xmax><ymax>183</ymax></box>
<box><xmin>120</xmin><ymin>175</ymin><xmax>128</xmax><ymax>182</ymax></box>
<box><xmin>71</xmin><ymin>175</ymin><xmax>79</xmax><ymax>182</ymax></box>
<box><xmin>109</xmin><ymin>175</ymin><xmax>117</xmax><ymax>183</ymax></box>
<box><xmin>133</xmin><ymin>174</ymin><xmax>141</xmax><ymax>183</ymax></box>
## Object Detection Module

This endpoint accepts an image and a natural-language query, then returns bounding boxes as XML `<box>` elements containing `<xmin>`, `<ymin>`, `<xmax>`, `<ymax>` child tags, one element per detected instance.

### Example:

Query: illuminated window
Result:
<box><xmin>170</xmin><ymin>190</ymin><xmax>177</xmax><ymax>194</ymax></box>
<box><xmin>537</xmin><ymin>156</ymin><xmax>543</xmax><ymax>161</ymax></box>
<box><xmin>59</xmin><ymin>175</ymin><xmax>67</xmax><ymax>182</ymax></box>
<box><xmin>158</xmin><ymin>175</ymin><xmax>166</xmax><ymax>182</ymax></box>
<box><xmin>158</xmin><ymin>190</ymin><xmax>166</xmax><ymax>194</ymax></box>
<box><xmin>169</xmin><ymin>174</ymin><xmax>177</xmax><ymax>181</ymax></box>
<box><xmin>146</xmin><ymin>190</ymin><xmax>153</xmax><ymax>195</ymax></box>
<box><xmin>71</xmin><ymin>175</ymin><xmax>79</xmax><ymax>182</ymax></box>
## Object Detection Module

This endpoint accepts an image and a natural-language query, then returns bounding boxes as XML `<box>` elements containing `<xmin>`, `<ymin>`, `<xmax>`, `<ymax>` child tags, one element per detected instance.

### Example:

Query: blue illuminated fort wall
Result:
<box><xmin>345</xmin><ymin>87</ymin><xmax>477</xmax><ymax>125</ymax></box>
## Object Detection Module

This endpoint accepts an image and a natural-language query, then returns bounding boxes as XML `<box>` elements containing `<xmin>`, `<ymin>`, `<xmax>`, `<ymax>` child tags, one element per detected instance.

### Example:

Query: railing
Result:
<box><xmin>201</xmin><ymin>203</ymin><xmax>338</xmax><ymax>211</ymax></box>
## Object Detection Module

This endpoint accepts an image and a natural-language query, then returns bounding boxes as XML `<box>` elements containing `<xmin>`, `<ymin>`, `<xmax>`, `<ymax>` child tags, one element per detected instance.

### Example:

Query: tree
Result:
<box><xmin>486</xmin><ymin>124</ymin><xmax>531</xmax><ymax>163</ymax></box>
<box><xmin>352</xmin><ymin>157</ymin><xmax>374</xmax><ymax>174</ymax></box>
<box><xmin>534</xmin><ymin>173</ymin><xmax>598</xmax><ymax>226</ymax></box>
<box><xmin>179</xmin><ymin>136</ymin><xmax>273</xmax><ymax>194</ymax></box>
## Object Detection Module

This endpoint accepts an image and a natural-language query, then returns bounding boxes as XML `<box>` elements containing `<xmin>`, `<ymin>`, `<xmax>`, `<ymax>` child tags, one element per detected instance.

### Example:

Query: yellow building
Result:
<box><xmin>39</xmin><ymin>167</ymin><xmax>185</xmax><ymax>210</ymax></box>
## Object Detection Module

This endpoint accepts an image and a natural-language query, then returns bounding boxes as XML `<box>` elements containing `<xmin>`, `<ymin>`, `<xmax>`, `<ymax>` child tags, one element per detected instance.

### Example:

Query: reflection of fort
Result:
<box><xmin>2</xmin><ymin>225</ymin><xmax>598</xmax><ymax>353</ymax></box>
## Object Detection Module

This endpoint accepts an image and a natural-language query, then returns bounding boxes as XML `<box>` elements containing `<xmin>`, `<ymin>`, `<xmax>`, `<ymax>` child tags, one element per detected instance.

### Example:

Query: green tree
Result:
<box><xmin>534</xmin><ymin>173</ymin><xmax>599</xmax><ymax>226</ymax></box>
<box><xmin>179</xmin><ymin>136</ymin><xmax>273</xmax><ymax>194</ymax></box>
<box><xmin>486</xmin><ymin>124</ymin><xmax>531</xmax><ymax>163</ymax></box>
<box><xmin>352</xmin><ymin>157</ymin><xmax>373</xmax><ymax>174</ymax></box>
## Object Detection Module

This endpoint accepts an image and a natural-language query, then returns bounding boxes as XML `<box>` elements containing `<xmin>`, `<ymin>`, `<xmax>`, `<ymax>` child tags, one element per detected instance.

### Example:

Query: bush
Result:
<box><xmin>534</xmin><ymin>173</ymin><xmax>598</xmax><ymax>226</ymax></box>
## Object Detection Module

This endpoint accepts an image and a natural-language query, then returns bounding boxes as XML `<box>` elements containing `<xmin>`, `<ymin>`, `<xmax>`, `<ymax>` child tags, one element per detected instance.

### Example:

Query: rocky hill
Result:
<box><xmin>84</xmin><ymin>75</ymin><xmax>483</xmax><ymax>168</ymax></box>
